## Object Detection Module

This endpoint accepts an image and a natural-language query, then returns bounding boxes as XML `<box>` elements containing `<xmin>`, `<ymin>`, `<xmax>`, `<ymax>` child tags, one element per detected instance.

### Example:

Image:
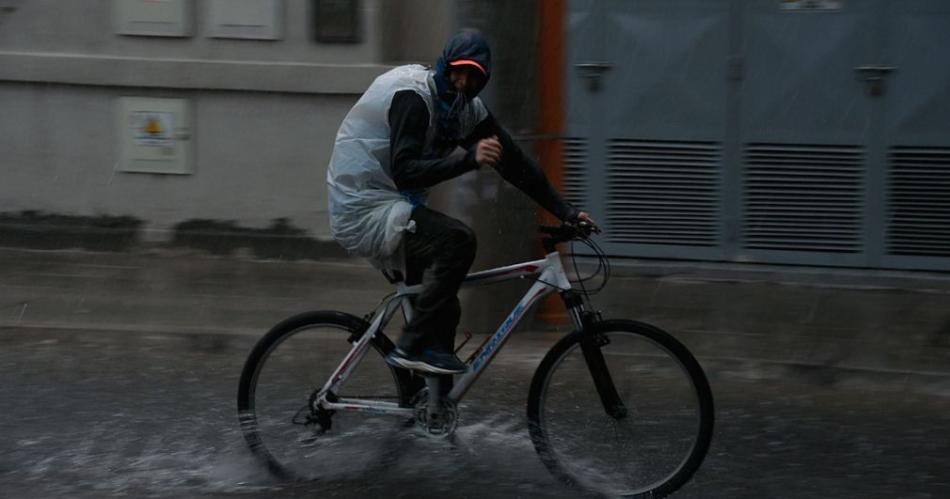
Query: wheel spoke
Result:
<box><xmin>527</xmin><ymin>320</ymin><xmax>714</xmax><ymax>498</ymax></box>
<box><xmin>237</xmin><ymin>312</ymin><xmax>409</xmax><ymax>481</ymax></box>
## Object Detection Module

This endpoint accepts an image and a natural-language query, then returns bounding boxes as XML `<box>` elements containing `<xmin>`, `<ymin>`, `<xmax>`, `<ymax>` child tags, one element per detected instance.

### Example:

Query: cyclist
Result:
<box><xmin>327</xmin><ymin>30</ymin><xmax>595</xmax><ymax>374</ymax></box>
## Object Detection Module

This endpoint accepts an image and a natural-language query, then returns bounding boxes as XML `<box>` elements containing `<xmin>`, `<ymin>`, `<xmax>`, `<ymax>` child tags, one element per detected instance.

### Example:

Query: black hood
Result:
<box><xmin>434</xmin><ymin>30</ymin><xmax>492</xmax><ymax>101</ymax></box>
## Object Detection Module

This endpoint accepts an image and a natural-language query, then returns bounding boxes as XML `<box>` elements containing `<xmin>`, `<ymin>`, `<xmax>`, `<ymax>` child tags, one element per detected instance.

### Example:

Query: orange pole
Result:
<box><xmin>535</xmin><ymin>0</ymin><xmax>569</xmax><ymax>327</ymax></box>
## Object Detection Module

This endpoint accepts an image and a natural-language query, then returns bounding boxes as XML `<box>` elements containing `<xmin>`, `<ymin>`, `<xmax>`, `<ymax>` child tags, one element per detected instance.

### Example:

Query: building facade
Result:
<box><xmin>3</xmin><ymin>0</ymin><xmax>948</xmax><ymax>273</ymax></box>
<box><xmin>561</xmin><ymin>0</ymin><xmax>950</xmax><ymax>271</ymax></box>
<box><xmin>0</xmin><ymin>0</ymin><xmax>451</xmax><ymax>247</ymax></box>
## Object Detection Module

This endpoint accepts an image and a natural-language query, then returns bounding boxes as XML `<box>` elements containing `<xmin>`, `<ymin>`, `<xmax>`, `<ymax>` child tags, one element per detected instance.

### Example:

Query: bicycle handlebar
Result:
<box><xmin>539</xmin><ymin>220</ymin><xmax>599</xmax><ymax>252</ymax></box>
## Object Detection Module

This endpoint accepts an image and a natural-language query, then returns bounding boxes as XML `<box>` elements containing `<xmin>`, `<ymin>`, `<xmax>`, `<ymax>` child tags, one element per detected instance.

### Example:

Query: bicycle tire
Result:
<box><xmin>237</xmin><ymin>310</ymin><xmax>414</xmax><ymax>481</ymax></box>
<box><xmin>527</xmin><ymin>319</ymin><xmax>714</xmax><ymax>498</ymax></box>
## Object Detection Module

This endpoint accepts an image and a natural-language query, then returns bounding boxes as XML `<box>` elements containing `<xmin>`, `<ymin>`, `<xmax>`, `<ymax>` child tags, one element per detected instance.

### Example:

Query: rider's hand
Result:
<box><xmin>574</xmin><ymin>211</ymin><xmax>601</xmax><ymax>234</ymax></box>
<box><xmin>476</xmin><ymin>136</ymin><xmax>502</xmax><ymax>168</ymax></box>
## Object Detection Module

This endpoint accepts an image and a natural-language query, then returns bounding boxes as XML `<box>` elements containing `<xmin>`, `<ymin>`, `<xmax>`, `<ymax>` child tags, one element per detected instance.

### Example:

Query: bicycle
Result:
<box><xmin>237</xmin><ymin>222</ymin><xmax>714</xmax><ymax>498</ymax></box>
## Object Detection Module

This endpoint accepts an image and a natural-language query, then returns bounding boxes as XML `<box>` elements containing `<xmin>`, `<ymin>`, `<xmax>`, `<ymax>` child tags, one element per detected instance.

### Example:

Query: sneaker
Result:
<box><xmin>385</xmin><ymin>347</ymin><xmax>467</xmax><ymax>375</ymax></box>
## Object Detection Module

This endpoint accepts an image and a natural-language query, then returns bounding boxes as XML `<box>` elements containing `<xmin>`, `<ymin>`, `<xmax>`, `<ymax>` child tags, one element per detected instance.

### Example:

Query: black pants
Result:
<box><xmin>398</xmin><ymin>205</ymin><xmax>477</xmax><ymax>354</ymax></box>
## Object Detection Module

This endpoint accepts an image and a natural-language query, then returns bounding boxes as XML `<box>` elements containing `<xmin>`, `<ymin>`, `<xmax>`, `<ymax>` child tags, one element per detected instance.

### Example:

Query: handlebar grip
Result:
<box><xmin>576</xmin><ymin>219</ymin><xmax>601</xmax><ymax>235</ymax></box>
<box><xmin>539</xmin><ymin>222</ymin><xmax>596</xmax><ymax>237</ymax></box>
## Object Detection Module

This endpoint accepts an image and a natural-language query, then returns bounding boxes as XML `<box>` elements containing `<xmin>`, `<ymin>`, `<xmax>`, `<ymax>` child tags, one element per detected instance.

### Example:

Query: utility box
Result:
<box><xmin>313</xmin><ymin>0</ymin><xmax>361</xmax><ymax>43</ymax></box>
<box><xmin>114</xmin><ymin>0</ymin><xmax>193</xmax><ymax>37</ymax></box>
<box><xmin>207</xmin><ymin>0</ymin><xmax>283</xmax><ymax>40</ymax></box>
<box><xmin>116</xmin><ymin>97</ymin><xmax>193</xmax><ymax>175</ymax></box>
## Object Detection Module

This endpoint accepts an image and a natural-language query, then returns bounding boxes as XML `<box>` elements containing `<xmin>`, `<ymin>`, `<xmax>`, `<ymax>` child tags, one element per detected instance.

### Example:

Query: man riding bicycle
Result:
<box><xmin>327</xmin><ymin>30</ymin><xmax>594</xmax><ymax>375</ymax></box>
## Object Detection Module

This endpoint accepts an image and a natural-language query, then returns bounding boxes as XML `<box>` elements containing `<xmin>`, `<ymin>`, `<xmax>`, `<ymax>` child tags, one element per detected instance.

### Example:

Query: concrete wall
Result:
<box><xmin>1</xmin><ymin>82</ymin><xmax>354</xmax><ymax>241</ymax></box>
<box><xmin>0</xmin><ymin>0</ymin><xmax>452</xmax><ymax>243</ymax></box>
<box><xmin>381</xmin><ymin>0</ymin><xmax>454</xmax><ymax>65</ymax></box>
<box><xmin>0</xmin><ymin>0</ymin><xmax>383</xmax><ymax>64</ymax></box>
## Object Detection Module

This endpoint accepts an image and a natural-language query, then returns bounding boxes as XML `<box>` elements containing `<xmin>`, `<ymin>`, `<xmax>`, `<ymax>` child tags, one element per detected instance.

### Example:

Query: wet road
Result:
<box><xmin>2</xmin><ymin>326</ymin><xmax>949</xmax><ymax>499</ymax></box>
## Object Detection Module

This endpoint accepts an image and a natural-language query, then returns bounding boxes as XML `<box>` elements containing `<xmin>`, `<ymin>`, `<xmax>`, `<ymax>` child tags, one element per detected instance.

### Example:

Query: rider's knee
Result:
<box><xmin>447</xmin><ymin>223</ymin><xmax>477</xmax><ymax>260</ymax></box>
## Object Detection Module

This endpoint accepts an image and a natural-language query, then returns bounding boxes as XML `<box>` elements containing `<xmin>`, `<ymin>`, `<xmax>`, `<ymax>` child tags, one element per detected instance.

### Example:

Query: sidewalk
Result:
<box><xmin>2</xmin><ymin>247</ymin><xmax>949</xmax><ymax>387</ymax></box>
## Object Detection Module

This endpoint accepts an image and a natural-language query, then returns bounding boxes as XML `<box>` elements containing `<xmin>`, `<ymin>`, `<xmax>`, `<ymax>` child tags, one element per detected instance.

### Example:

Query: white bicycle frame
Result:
<box><xmin>316</xmin><ymin>250</ymin><xmax>581</xmax><ymax>418</ymax></box>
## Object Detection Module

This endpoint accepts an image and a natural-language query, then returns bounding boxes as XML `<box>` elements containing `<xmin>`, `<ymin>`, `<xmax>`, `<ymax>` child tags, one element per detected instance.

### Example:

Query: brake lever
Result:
<box><xmin>576</xmin><ymin>220</ymin><xmax>602</xmax><ymax>236</ymax></box>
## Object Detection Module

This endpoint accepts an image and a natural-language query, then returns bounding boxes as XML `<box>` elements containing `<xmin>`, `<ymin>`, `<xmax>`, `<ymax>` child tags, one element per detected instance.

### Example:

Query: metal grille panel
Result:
<box><xmin>743</xmin><ymin>144</ymin><xmax>864</xmax><ymax>253</ymax></box>
<box><xmin>887</xmin><ymin>147</ymin><xmax>950</xmax><ymax>257</ymax></box>
<box><xmin>561</xmin><ymin>138</ymin><xmax>588</xmax><ymax>211</ymax></box>
<box><xmin>606</xmin><ymin>139</ymin><xmax>721</xmax><ymax>246</ymax></box>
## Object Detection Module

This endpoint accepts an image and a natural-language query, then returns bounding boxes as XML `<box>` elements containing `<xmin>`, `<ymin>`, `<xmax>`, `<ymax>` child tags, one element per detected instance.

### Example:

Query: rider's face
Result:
<box><xmin>448</xmin><ymin>66</ymin><xmax>486</xmax><ymax>98</ymax></box>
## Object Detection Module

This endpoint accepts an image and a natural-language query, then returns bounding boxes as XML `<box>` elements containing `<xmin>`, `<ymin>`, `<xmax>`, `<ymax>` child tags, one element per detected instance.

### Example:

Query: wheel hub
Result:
<box><xmin>293</xmin><ymin>390</ymin><xmax>334</xmax><ymax>432</ymax></box>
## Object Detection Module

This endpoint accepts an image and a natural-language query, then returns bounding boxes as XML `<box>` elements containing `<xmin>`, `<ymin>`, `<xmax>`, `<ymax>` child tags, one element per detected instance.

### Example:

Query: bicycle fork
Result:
<box><xmin>580</xmin><ymin>332</ymin><xmax>628</xmax><ymax>420</ymax></box>
<box><xmin>565</xmin><ymin>293</ymin><xmax>628</xmax><ymax>420</ymax></box>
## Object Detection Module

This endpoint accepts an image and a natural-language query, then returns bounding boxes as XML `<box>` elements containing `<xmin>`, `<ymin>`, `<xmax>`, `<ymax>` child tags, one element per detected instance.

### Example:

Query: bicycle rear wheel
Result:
<box><xmin>527</xmin><ymin>319</ymin><xmax>714</xmax><ymax>498</ymax></box>
<box><xmin>237</xmin><ymin>311</ymin><xmax>413</xmax><ymax>481</ymax></box>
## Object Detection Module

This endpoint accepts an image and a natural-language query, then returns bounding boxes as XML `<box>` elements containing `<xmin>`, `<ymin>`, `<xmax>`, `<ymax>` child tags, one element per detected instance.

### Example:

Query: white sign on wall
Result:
<box><xmin>207</xmin><ymin>0</ymin><xmax>283</xmax><ymax>40</ymax></box>
<box><xmin>114</xmin><ymin>0</ymin><xmax>193</xmax><ymax>37</ymax></box>
<box><xmin>117</xmin><ymin>97</ymin><xmax>193</xmax><ymax>175</ymax></box>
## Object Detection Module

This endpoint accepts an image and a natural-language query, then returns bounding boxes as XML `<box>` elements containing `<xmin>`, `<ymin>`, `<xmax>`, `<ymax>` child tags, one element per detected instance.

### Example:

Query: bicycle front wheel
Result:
<box><xmin>237</xmin><ymin>311</ymin><xmax>412</xmax><ymax>481</ymax></box>
<box><xmin>527</xmin><ymin>319</ymin><xmax>714</xmax><ymax>498</ymax></box>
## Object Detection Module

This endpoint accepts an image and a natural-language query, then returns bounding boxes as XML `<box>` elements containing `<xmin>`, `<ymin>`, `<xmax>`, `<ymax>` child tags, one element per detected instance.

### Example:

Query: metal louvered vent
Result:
<box><xmin>606</xmin><ymin>139</ymin><xmax>721</xmax><ymax>246</ymax></box>
<box><xmin>888</xmin><ymin>147</ymin><xmax>950</xmax><ymax>257</ymax></box>
<box><xmin>744</xmin><ymin>143</ymin><xmax>863</xmax><ymax>253</ymax></box>
<box><xmin>562</xmin><ymin>138</ymin><xmax>588</xmax><ymax>210</ymax></box>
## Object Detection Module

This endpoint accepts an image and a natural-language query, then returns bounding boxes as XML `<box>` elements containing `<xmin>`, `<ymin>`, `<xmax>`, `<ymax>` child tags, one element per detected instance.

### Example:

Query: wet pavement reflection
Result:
<box><xmin>2</xmin><ymin>327</ymin><xmax>949</xmax><ymax>498</ymax></box>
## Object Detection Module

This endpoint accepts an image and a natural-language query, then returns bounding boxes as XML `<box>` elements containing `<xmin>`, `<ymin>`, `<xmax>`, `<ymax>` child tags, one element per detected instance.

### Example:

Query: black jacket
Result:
<box><xmin>388</xmin><ymin>90</ymin><xmax>578</xmax><ymax>222</ymax></box>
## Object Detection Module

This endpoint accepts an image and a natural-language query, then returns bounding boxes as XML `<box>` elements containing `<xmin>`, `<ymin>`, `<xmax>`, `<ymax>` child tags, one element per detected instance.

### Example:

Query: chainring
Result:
<box><xmin>410</xmin><ymin>387</ymin><xmax>459</xmax><ymax>437</ymax></box>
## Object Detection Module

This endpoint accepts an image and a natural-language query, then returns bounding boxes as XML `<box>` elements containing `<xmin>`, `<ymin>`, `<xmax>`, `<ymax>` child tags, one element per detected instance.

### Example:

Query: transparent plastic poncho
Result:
<box><xmin>326</xmin><ymin>65</ymin><xmax>487</xmax><ymax>272</ymax></box>
<box><xmin>327</xmin><ymin>66</ymin><xmax>430</xmax><ymax>269</ymax></box>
